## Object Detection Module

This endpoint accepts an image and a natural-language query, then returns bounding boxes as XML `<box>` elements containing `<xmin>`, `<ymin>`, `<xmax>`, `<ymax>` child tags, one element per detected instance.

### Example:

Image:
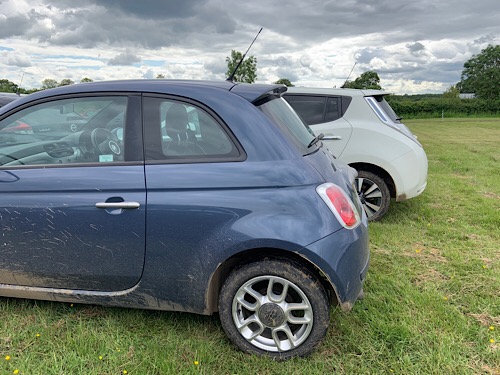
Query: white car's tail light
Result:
<box><xmin>317</xmin><ymin>183</ymin><xmax>361</xmax><ymax>229</ymax></box>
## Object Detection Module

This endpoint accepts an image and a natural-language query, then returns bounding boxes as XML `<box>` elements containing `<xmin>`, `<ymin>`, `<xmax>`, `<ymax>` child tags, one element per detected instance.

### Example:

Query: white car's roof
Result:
<box><xmin>286</xmin><ymin>87</ymin><xmax>392</xmax><ymax>97</ymax></box>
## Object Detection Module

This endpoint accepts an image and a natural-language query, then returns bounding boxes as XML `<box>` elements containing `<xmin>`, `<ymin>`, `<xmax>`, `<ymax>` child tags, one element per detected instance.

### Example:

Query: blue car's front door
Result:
<box><xmin>0</xmin><ymin>95</ymin><xmax>145</xmax><ymax>292</ymax></box>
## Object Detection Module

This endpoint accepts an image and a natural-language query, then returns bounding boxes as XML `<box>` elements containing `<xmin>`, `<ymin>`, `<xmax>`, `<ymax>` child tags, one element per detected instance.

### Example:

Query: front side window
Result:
<box><xmin>143</xmin><ymin>97</ymin><xmax>240</xmax><ymax>162</ymax></box>
<box><xmin>0</xmin><ymin>96</ymin><xmax>127</xmax><ymax>167</ymax></box>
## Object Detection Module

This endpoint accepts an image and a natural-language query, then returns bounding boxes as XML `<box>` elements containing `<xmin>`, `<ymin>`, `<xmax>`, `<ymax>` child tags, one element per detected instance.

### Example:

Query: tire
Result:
<box><xmin>355</xmin><ymin>170</ymin><xmax>391</xmax><ymax>221</ymax></box>
<box><xmin>218</xmin><ymin>258</ymin><xmax>330</xmax><ymax>359</ymax></box>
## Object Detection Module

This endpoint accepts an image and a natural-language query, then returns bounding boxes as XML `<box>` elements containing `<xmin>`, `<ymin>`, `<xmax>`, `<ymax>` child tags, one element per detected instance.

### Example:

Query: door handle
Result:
<box><xmin>95</xmin><ymin>202</ymin><xmax>140</xmax><ymax>209</ymax></box>
<box><xmin>322</xmin><ymin>135</ymin><xmax>342</xmax><ymax>140</ymax></box>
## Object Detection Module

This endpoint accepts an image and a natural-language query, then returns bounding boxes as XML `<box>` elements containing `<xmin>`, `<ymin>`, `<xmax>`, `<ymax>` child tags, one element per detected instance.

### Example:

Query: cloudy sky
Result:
<box><xmin>1</xmin><ymin>0</ymin><xmax>499</xmax><ymax>94</ymax></box>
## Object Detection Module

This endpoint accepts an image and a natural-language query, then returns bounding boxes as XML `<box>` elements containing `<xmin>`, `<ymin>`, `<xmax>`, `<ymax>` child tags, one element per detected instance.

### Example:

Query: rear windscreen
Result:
<box><xmin>258</xmin><ymin>97</ymin><xmax>316</xmax><ymax>154</ymax></box>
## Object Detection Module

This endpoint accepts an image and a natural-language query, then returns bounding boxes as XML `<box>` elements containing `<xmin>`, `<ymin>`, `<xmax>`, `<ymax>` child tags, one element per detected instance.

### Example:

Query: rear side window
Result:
<box><xmin>284</xmin><ymin>95</ymin><xmax>325</xmax><ymax>125</ymax></box>
<box><xmin>284</xmin><ymin>95</ymin><xmax>345</xmax><ymax>125</ymax></box>
<box><xmin>325</xmin><ymin>97</ymin><xmax>341</xmax><ymax>122</ymax></box>
<box><xmin>143</xmin><ymin>96</ymin><xmax>241</xmax><ymax>162</ymax></box>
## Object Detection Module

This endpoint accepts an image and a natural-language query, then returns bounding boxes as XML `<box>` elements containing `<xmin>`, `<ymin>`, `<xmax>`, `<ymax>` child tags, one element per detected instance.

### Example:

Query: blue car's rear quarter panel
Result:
<box><xmin>142</xmin><ymin>159</ymin><xmax>345</xmax><ymax>313</ymax></box>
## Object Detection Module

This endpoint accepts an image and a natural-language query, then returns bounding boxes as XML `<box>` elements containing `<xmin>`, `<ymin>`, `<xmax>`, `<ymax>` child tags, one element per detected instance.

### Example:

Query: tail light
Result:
<box><xmin>317</xmin><ymin>183</ymin><xmax>361</xmax><ymax>229</ymax></box>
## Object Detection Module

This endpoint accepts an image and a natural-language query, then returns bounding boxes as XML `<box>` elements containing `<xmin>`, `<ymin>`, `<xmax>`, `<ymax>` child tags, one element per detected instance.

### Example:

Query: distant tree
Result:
<box><xmin>41</xmin><ymin>78</ymin><xmax>59</xmax><ymax>90</ymax></box>
<box><xmin>156</xmin><ymin>74</ymin><xmax>166</xmax><ymax>79</ymax></box>
<box><xmin>225</xmin><ymin>50</ymin><xmax>257</xmax><ymax>83</ymax></box>
<box><xmin>443</xmin><ymin>85</ymin><xmax>460</xmax><ymax>98</ymax></box>
<box><xmin>80</xmin><ymin>77</ymin><xmax>93</xmax><ymax>83</ymax></box>
<box><xmin>457</xmin><ymin>44</ymin><xmax>499</xmax><ymax>99</ymax></box>
<box><xmin>59</xmin><ymin>79</ymin><xmax>75</xmax><ymax>86</ymax></box>
<box><xmin>343</xmin><ymin>71</ymin><xmax>382</xmax><ymax>90</ymax></box>
<box><xmin>275</xmin><ymin>78</ymin><xmax>294</xmax><ymax>87</ymax></box>
<box><xmin>0</xmin><ymin>79</ymin><xmax>19</xmax><ymax>93</ymax></box>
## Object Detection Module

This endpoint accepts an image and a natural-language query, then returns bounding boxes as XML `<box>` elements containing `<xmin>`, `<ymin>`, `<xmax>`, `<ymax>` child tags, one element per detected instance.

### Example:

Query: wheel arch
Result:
<box><xmin>205</xmin><ymin>248</ymin><xmax>341</xmax><ymax>314</ymax></box>
<box><xmin>349</xmin><ymin>162</ymin><xmax>396</xmax><ymax>198</ymax></box>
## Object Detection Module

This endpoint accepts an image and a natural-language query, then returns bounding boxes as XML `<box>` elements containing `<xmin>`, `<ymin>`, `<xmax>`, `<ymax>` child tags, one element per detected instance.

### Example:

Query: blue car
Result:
<box><xmin>0</xmin><ymin>80</ymin><xmax>369</xmax><ymax>359</ymax></box>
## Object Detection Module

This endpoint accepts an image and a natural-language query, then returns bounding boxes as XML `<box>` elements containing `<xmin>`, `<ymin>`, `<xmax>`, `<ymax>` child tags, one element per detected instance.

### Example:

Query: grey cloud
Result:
<box><xmin>407</xmin><ymin>42</ymin><xmax>425</xmax><ymax>54</ymax></box>
<box><xmin>4</xmin><ymin>0</ymin><xmax>499</xmax><ymax>52</ymax></box>
<box><xmin>275</xmin><ymin>68</ymin><xmax>299</xmax><ymax>82</ymax></box>
<box><xmin>203</xmin><ymin>58</ymin><xmax>227</xmax><ymax>75</ymax></box>
<box><xmin>93</xmin><ymin>0</ymin><xmax>204</xmax><ymax>20</ymax></box>
<box><xmin>0</xmin><ymin>13</ymin><xmax>31</xmax><ymax>38</ymax></box>
<box><xmin>473</xmin><ymin>34</ymin><xmax>497</xmax><ymax>45</ymax></box>
<box><xmin>108</xmin><ymin>51</ymin><xmax>142</xmax><ymax>66</ymax></box>
<box><xmin>300</xmin><ymin>55</ymin><xmax>312</xmax><ymax>68</ymax></box>
<box><xmin>6</xmin><ymin>54</ymin><xmax>32</xmax><ymax>67</ymax></box>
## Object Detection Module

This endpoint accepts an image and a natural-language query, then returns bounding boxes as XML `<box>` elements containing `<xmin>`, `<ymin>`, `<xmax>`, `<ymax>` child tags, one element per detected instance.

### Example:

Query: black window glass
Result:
<box><xmin>0</xmin><ymin>96</ymin><xmax>127</xmax><ymax>167</ymax></box>
<box><xmin>325</xmin><ymin>97</ymin><xmax>341</xmax><ymax>122</ymax></box>
<box><xmin>143</xmin><ymin>97</ymin><xmax>239</xmax><ymax>161</ymax></box>
<box><xmin>283</xmin><ymin>95</ymin><xmax>326</xmax><ymax>125</ymax></box>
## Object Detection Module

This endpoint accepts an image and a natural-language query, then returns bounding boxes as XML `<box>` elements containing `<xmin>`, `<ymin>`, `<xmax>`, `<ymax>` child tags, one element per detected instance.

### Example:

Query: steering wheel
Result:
<box><xmin>90</xmin><ymin>128</ymin><xmax>122</xmax><ymax>158</ymax></box>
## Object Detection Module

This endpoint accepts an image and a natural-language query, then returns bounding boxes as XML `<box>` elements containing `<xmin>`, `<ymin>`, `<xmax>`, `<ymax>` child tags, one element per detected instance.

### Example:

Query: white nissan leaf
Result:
<box><xmin>284</xmin><ymin>87</ymin><xmax>428</xmax><ymax>221</ymax></box>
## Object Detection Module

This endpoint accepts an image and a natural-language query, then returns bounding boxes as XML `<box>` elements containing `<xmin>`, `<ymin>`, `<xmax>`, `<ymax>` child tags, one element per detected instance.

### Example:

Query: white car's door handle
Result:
<box><xmin>322</xmin><ymin>135</ymin><xmax>342</xmax><ymax>140</ymax></box>
<box><xmin>95</xmin><ymin>202</ymin><xmax>140</xmax><ymax>209</ymax></box>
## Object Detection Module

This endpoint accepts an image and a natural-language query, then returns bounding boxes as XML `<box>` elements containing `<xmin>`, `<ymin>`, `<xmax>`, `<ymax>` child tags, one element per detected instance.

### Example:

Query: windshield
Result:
<box><xmin>258</xmin><ymin>97</ymin><xmax>316</xmax><ymax>154</ymax></box>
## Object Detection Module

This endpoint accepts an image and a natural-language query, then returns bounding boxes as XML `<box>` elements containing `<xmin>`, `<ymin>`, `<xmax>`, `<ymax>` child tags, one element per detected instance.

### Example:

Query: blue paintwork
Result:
<box><xmin>0</xmin><ymin>80</ymin><xmax>369</xmax><ymax>315</ymax></box>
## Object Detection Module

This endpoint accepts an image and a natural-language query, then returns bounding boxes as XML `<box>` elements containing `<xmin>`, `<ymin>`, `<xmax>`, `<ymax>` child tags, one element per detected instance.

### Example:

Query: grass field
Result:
<box><xmin>1</xmin><ymin>118</ymin><xmax>499</xmax><ymax>375</ymax></box>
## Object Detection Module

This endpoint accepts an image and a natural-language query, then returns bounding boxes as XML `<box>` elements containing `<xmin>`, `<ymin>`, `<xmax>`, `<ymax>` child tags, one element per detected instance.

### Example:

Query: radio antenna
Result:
<box><xmin>340</xmin><ymin>62</ymin><xmax>356</xmax><ymax>88</ymax></box>
<box><xmin>226</xmin><ymin>28</ymin><xmax>263</xmax><ymax>82</ymax></box>
<box><xmin>16</xmin><ymin>73</ymin><xmax>25</xmax><ymax>96</ymax></box>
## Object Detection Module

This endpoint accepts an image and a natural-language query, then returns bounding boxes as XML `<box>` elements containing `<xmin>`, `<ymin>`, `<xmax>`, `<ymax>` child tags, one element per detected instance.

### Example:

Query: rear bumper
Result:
<box><xmin>384</xmin><ymin>145</ymin><xmax>428</xmax><ymax>202</ymax></box>
<box><xmin>301</xmin><ymin>221</ymin><xmax>370</xmax><ymax>311</ymax></box>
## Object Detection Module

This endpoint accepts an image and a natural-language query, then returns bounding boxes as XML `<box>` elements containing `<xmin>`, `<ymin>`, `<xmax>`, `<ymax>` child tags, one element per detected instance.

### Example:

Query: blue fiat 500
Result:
<box><xmin>0</xmin><ymin>80</ymin><xmax>369</xmax><ymax>359</ymax></box>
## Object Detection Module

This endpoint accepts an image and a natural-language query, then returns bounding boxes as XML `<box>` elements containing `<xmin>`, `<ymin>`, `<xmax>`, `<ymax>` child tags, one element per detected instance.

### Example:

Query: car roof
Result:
<box><xmin>10</xmin><ymin>80</ymin><xmax>287</xmax><ymax>105</ymax></box>
<box><xmin>286</xmin><ymin>87</ymin><xmax>392</xmax><ymax>97</ymax></box>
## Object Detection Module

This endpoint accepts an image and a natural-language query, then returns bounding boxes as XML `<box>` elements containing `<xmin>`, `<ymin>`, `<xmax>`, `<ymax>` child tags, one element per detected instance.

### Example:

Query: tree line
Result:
<box><xmin>0</xmin><ymin>77</ymin><xmax>94</xmax><ymax>94</ymax></box>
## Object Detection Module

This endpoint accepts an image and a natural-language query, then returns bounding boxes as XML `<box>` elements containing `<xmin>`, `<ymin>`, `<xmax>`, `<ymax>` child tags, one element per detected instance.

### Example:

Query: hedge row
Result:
<box><xmin>385</xmin><ymin>97</ymin><xmax>500</xmax><ymax>118</ymax></box>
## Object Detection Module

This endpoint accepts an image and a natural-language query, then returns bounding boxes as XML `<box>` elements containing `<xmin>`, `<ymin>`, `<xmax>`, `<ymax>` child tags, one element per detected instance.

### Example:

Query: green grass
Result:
<box><xmin>1</xmin><ymin>118</ymin><xmax>499</xmax><ymax>374</ymax></box>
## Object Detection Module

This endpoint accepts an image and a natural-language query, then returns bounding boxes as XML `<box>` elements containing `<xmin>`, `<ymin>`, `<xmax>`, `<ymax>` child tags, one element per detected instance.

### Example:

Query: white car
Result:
<box><xmin>284</xmin><ymin>87</ymin><xmax>428</xmax><ymax>221</ymax></box>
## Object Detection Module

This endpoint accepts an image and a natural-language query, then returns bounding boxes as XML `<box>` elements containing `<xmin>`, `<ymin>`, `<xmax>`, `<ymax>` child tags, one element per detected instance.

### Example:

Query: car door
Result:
<box><xmin>284</xmin><ymin>95</ymin><xmax>353</xmax><ymax>157</ymax></box>
<box><xmin>0</xmin><ymin>94</ymin><xmax>146</xmax><ymax>292</ymax></box>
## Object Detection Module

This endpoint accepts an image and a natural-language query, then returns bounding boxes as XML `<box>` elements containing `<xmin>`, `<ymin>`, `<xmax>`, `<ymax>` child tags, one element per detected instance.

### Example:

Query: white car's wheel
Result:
<box><xmin>356</xmin><ymin>170</ymin><xmax>391</xmax><ymax>221</ymax></box>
